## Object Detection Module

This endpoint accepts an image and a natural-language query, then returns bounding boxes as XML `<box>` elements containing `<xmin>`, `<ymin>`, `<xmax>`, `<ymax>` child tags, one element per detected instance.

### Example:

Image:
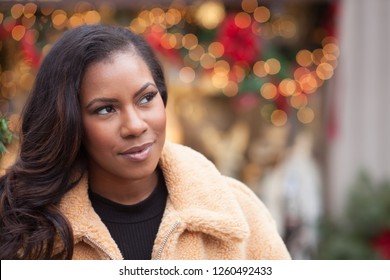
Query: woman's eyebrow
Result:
<box><xmin>85</xmin><ymin>82</ymin><xmax>158</xmax><ymax>109</ymax></box>
<box><xmin>85</xmin><ymin>98</ymin><xmax>119</xmax><ymax>109</ymax></box>
<box><xmin>133</xmin><ymin>82</ymin><xmax>158</xmax><ymax>99</ymax></box>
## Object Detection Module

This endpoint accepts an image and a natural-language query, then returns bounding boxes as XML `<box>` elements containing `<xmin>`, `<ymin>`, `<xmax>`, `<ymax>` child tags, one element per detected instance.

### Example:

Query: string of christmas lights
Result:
<box><xmin>0</xmin><ymin>0</ymin><xmax>339</xmax><ymax>127</ymax></box>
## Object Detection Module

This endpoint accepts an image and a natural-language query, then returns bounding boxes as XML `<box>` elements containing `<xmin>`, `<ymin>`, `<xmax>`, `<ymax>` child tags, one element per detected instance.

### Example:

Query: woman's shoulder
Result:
<box><xmin>162</xmin><ymin>141</ymin><xmax>270</xmax><ymax>216</ymax></box>
<box><xmin>160</xmin><ymin>142</ymin><xmax>290</xmax><ymax>258</ymax></box>
<box><xmin>223</xmin><ymin>175</ymin><xmax>291</xmax><ymax>259</ymax></box>
<box><xmin>223</xmin><ymin>175</ymin><xmax>274</xmax><ymax>220</ymax></box>
<box><xmin>160</xmin><ymin>141</ymin><xmax>222</xmax><ymax>178</ymax></box>
<box><xmin>162</xmin><ymin>141</ymin><xmax>212</xmax><ymax>163</ymax></box>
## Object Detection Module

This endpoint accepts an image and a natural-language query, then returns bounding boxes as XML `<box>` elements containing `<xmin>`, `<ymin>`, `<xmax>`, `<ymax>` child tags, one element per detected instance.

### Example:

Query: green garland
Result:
<box><xmin>317</xmin><ymin>172</ymin><xmax>390</xmax><ymax>259</ymax></box>
<box><xmin>0</xmin><ymin>116</ymin><xmax>13</xmax><ymax>154</ymax></box>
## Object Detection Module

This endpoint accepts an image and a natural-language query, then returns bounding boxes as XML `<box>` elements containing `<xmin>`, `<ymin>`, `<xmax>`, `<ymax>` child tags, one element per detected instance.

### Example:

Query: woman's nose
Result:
<box><xmin>120</xmin><ymin>106</ymin><xmax>147</xmax><ymax>138</ymax></box>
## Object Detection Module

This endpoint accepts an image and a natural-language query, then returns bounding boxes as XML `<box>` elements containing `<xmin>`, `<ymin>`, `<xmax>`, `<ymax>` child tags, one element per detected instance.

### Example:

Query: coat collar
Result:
<box><xmin>58</xmin><ymin>141</ymin><xmax>249</xmax><ymax>254</ymax></box>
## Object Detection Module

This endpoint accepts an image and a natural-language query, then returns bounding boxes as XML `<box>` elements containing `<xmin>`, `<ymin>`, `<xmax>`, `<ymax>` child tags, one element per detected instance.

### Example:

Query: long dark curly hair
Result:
<box><xmin>0</xmin><ymin>24</ymin><xmax>167</xmax><ymax>259</ymax></box>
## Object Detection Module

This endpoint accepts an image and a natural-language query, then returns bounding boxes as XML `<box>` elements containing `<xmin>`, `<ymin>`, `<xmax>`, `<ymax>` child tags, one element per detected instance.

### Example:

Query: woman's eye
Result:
<box><xmin>139</xmin><ymin>92</ymin><xmax>158</xmax><ymax>105</ymax></box>
<box><xmin>95</xmin><ymin>106</ymin><xmax>115</xmax><ymax>115</ymax></box>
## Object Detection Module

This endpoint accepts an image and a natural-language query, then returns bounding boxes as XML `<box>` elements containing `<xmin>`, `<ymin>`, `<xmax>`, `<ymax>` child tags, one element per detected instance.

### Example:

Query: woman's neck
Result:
<box><xmin>88</xmin><ymin>168</ymin><xmax>159</xmax><ymax>205</ymax></box>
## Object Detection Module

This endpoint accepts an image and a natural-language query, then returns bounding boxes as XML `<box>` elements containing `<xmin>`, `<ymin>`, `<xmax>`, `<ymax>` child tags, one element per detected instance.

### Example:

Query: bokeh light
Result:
<box><xmin>260</xmin><ymin>83</ymin><xmax>278</xmax><ymax>100</ymax></box>
<box><xmin>179</xmin><ymin>66</ymin><xmax>196</xmax><ymax>83</ymax></box>
<box><xmin>241</xmin><ymin>0</ymin><xmax>258</xmax><ymax>13</ymax></box>
<box><xmin>297</xmin><ymin>106</ymin><xmax>315</xmax><ymax>124</ymax></box>
<box><xmin>234</xmin><ymin>12</ymin><xmax>252</xmax><ymax>29</ymax></box>
<box><xmin>254</xmin><ymin>6</ymin><xmax>271</xmax><ymax>23</ymax></box>
<box><xmin>195</xmin><ymin>1</ymin><xmax>225</xmax><ymax>29</ymax></box>
<box><xmin>271</xmin><ymin>109</ymin><xmax>288</xmax><ymax>126</ymax></box>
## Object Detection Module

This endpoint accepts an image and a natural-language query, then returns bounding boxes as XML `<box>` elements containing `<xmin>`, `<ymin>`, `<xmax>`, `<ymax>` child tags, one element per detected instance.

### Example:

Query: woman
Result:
<box><xmin>0</xmin><ymin>24</ymin><xmax>290</xmax><ymax>260</ymax></box>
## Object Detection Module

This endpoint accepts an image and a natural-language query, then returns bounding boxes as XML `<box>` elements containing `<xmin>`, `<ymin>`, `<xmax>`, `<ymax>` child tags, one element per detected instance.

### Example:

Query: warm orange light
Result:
<box><xmin>179</xmin><ymin>67</ymin><xmax>196</xmax><ymax>83</ymax></box>
<box><xmin>316</xmin><ymin>63</ymin><xmax>334</xmax><ymax>80</ymax></box>
<box><xmin>214</xmin><ymin>60</ymin><xmax>230</xmax><ymax>76</ymax></box>
<box><xmin>42</xmin><ymin>44</ymin><xmax>52</xmax><ymax>58</ymax></box>
<box><xmin>271</xmin><ymin>110</ymin><xmax>288</xmax><ymax>126</ymax></box>
<box><xmin>253</xmin><ymin>61</ymin><xmax>267</xmax><ymax>77</ymax></box>
<box><xmin>84</xmin><ymin>10</ymin><xmax>101</xmax><ymax>24</ymax></box>
<box><xmin>68</xmin><ymin>13</ymin><xmax>84</xmax><ymax>28</ymax></box>
<box><xmin>232</xmin><ymin>64</ymin><xmax>246</xmax><ymax>82</ymax></box>
<box><xmin>297</xmin><ymin>107</ymin><xmax>315</xmax><ymax>124</ymax></box>
<box><xmin>322</xmin><ymin>36</ymin><xmax>338</xmax><ymax>47</ymax></box>
<box><xmin>189</xmin><ymin>45</ymin><xmax>205</xmax><ymax>61</ymax></box>
<box><xmin>160</xmin><ymin>33</ymin><xmax>173</xmax><ymax>50</ymax></box>
<box><xmin>277</xmin><ymin>17</ymin><xmax>297</xmax><ymax>38</ymax></box>
<box><xmin>23</xmin><ymin>3</ymin><xmax>37</xmax><ymax>18</ymax></box>
<box><xmin>129</xmin><ymin>18</ymin><xmax>147</xmax><ymax>34</ymax></box>
<box><xmin>290</xmin><ymin>94</ymin><xmax>308</xmax><ymax>109</ymax></box>
<box><xmin>294</xmin><ymin>67</ymin><xmax>311</xmax><ymax>80</ymax></box>
<box><xmin>200</xmin><ymin>53</ymin><xmax>216</xmax><ymax>69</ymax></box>
<box><xmin>298</xmin><ymin>73</ymin><xmax>318</xmax><ymax>94</ymax></box>
<box><xmin>150</xmin><ymin>8</ymin><xmax>165</xmax><ymax>25</ymax></box>
<box><xmin>52</xmin><ymin>10</ymin><xmax>67</xmax><ymax>29</ymax></box>
<box><xmin>208</xmin><ymin>42</ymin><xmax>224</xmax><ymax>58</ymax></box>
<box><xmin>137</xmin><ymin>10</ymin><xmax>151</xmax><ymax>26</ymax></box>
<box><xmin>254</xmin><ymin>6</ymin><xmax>270</xmax><ymax>23</ymax></box>
<box><xmin>11</xmin><ymin>25</ymin><xmax>26</xmax><ymax>41</ymax></box>
<box><xmin>173</xmin><ymin>33</ymin><xmax>183</xmax><ymax>49</ymax></box>
<box><xmin>323</xmin><ymin>43</ymin><xmax>340</xmax><ymax>58</ymax></box>
<box><xmin>182</xmin><ymin>33</ymin><xmax>198</xmax><ymax>50</ymax></box>
<box><xmin>234</xmin><ymin>12</ymin><xmax>251</xmax><ymax>29</ymax></box>
<box><xmin>279</xmin><ymin>79</ymin><xmax>297</xmax><ymax>96</ymax></box>
<box><xmin>168</xmin><ymin>33</ymin><xmax>178</xmax><ymax>49</ymax></box>
<box><xmin>296</xmin><ymin>50</ymin><xmax>312</xmax><ymax>67</ymax></box>
<box><xmin>322</xmin><ymin>53</ymin><xmax>338</xmax><ymax>69</ymax></box>
<box><xmin>260</xmin><ymin>83</ymin><xmax>278</xmax><ymax>100</ymax></box>
<box><xmin>166</xmin><ymin>8</ymin><xmax>182</xmax><ymax>26</ymax></box>
<box><xmin>241</xmin><ymin>0</ymin><xmax>258</xmax><ymax>13</ymax></box>
<box><xmin>11</xmin><ymin>4</ymin><xmax>24</xmax><ymax>19</ymax></box>
<box><xmin>265</xmin><ymin>58</ymin><xmax>281</xmax><ymax>75</ymax></box>
<box><xmin>212</xmin><ymin>73</ymin><xmax>229</xmax><ymax>89</ymax></box>
<box><xmin>223</xmin><ymin>81</ymin><xmax>239</xmax><ymax>97</ymax></box>
<box><xmin>312</xmin><ymin>48</ymin><xmax>324</xmax><ymax>65</ymax></box>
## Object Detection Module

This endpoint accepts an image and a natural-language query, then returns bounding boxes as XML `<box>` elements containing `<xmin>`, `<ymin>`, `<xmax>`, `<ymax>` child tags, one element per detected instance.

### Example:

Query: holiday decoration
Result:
<box><xmin>0</xmin><ymin>1</ymin><xmax>339</xmax><ymax>127</ymax></box>
<box><xmin>0</xmin><ymin>116</ymin><xmax>13</xmax><ymax>154</ymax></box>
<box><xmin>317</xmin><ymin>172</ymin><xmax>390</xmax><ymax>259</ymax></box>
<box><xmin>372</xmin><ymin>230</ymin><xmax>390</xmax><ymax>260</ymax></box>
<box><xmin>0</xmin><ymin>1</ymin><xmax>349</xmax><ymax>260</ymax></box>
<box><xmin>217</xmin><ymin>14</ymin><xmax>259</xmax><ymax>65</ymax></box>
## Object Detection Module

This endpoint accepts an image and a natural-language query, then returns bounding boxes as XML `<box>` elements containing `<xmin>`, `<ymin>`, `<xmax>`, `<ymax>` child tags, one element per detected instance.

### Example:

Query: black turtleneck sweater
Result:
<box><xmin>88</xmin><ymin>170</ymin><xmax>168</xmax><ymax>260</ymax></box>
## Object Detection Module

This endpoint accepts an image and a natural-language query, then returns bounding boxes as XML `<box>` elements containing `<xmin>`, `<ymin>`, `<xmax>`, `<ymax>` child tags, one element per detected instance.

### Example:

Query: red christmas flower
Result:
<box><xmin>21</xmin><ymin>30</ymin><xmax>41</xmax><ymax>69</ymax></box>
<box><xmin>217</xmin><ymin>14</ymin><xmax>260</xmax><ymax>65</ymax></box>
<box><xmin>372</xmin><ymin>230</ymin><xmax>390</xmax><ymax>259</ymax></box>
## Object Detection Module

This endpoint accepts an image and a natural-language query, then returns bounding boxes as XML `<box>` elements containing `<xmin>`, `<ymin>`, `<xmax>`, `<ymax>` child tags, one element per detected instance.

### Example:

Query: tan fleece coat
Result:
<box><xmin>58</xmin><ymin>142</ymin><xmax>291</xmax><ymax>260</ymax></box>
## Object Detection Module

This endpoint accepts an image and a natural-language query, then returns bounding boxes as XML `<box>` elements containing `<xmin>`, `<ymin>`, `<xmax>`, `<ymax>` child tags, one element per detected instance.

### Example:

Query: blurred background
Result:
<box><xmin>0</xmin><ymin>0</ymin><xmax>389</xmax><ymax>260</ymax></box>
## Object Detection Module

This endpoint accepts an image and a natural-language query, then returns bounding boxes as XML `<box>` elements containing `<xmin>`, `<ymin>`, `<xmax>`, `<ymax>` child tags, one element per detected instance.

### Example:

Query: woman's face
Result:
<box><xmin>80</xmin><ymin>51</ymin><xmax>166</xmax><ymax>182</ymax></box>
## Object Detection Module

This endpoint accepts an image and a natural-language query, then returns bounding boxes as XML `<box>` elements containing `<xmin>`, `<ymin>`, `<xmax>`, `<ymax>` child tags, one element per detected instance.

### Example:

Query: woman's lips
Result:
<box><xmin>119</xmin><ymin>142</ymin><xmax>153</xmax><ymax>161</ymax></box>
